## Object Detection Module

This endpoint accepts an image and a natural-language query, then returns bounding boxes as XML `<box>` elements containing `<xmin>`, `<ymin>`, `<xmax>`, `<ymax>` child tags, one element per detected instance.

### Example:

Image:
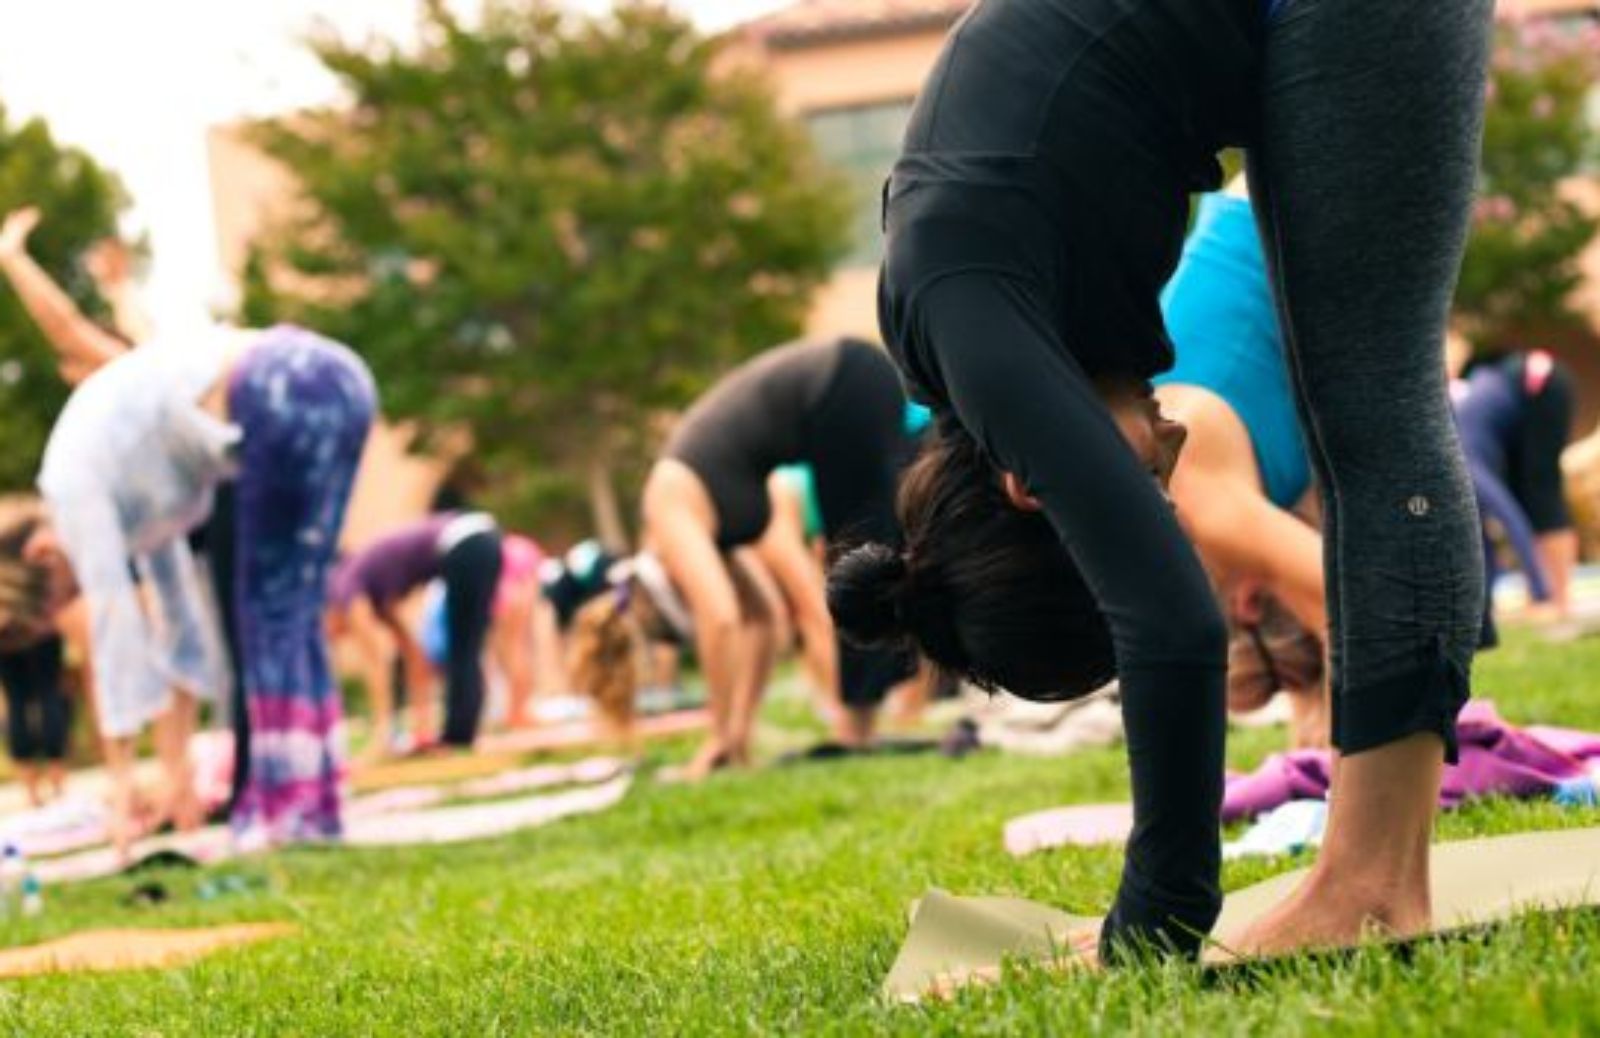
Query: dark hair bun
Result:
<box><xmin>827</xmin><ymin>542</ymin><xmax>909</xmax><ymax>648</ymax></box>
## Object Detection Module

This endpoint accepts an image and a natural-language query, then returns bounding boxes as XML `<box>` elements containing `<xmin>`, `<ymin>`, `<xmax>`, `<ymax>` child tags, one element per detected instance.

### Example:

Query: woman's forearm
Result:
<box><xmin>0</xmin><ymin>250</ymin><xmax>126</xmax><ymax>381</ymax></box>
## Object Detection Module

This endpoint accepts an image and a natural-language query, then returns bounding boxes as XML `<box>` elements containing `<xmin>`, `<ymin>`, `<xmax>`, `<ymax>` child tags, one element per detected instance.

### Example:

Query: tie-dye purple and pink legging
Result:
<box><xmin>228</xmin><ymin>326</ymin><xmax>375</xmax><ymax>842</ymax></box>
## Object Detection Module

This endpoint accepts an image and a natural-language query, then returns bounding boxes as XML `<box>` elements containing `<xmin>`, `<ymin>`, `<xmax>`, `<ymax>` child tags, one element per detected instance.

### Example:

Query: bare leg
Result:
<box><xmin>101</xmin><ymin>735</ymin><xmax>139</xmax><ymax>864</ymax></box>
<box><xmin>153</xmin><ymin>692</ymin><xmax>202</xmax><ymax>831</ymax></box>
<box><xmin>1238</xmin><ymin>0</ymin><xmax>1492</xmax><ymax>958</ymax></box>
<box><xmin>530</xmin><ymin>599</ymin><xmax>567</xmax><ymax>702</ymax></box>
<box><xmin>726</xmin><ymin>602</ymin><xmax>778</xmax><ymax>764</ymax></box>
<box><xmin>19</xmin><ymin>764</ymin><xmax>43</xmax><ymax>808</ymax></box>
<box><xmin>645</xmin><ymin>463</ymin><xmax>746</xmax><ymax>780</ymax></box>
<box><xmin>344</xmin><ymin>608</ymin><xmax>397</xmax><ymax>758</ymax></box>
<box><xmin>496</xmin><ymin>596</ymin><xmax>536</xmax><ymax>728</ymax></box>
<box><xmin>1536</xmin><ymin>530</ymin><xmax>1579</xmax><ymax>621</ymax></box>
<box><xmin>45</xmin><ymin>761</ymin><xmax>66</xmax><ymax>802</ymax></box>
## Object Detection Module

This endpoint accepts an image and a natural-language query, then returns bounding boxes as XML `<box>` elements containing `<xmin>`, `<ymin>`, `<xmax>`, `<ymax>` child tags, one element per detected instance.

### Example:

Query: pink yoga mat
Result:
<box><xmin>1003</xmin><ymin>804</ymin><xmax>1133</xmax><ymax>857</ymax></box>
<box><xmin>343</xmin><ymin>775</ymin><xmax>632</xmax><ymax>847</ymax></box>
<box><xmin>345</xmin><ymin>757</ymin><xmax>626</xmax><ymax>818</ymax></box>
<box><xmin>36</xmin><ymin>760</ymin><xmax>632</xmax><ymax>884</ymax></box>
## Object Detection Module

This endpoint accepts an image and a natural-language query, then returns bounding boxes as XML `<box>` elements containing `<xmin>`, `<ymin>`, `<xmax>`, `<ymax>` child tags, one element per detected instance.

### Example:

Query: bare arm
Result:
<box><xmin>0</xmin><ymin>209</ymin><xmax>128</xmax><ymax>384</ymax></box>
<box><xmin>756</xmin><ymin>483</ymin><xmax>840</xmax><ymax>709</ymax></box>
<box><xmin>374</xmin><ymin>602</ymin><xmax>434</xmax><ymax>699</ymax></box>
<box><xmin>336</xmin><ymin>597</ymin><xmax>401</xmax><ymax>748</ymax></box>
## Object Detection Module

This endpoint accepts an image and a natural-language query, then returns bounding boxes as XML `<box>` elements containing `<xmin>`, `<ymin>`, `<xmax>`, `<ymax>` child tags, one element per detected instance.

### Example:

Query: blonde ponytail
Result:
<box><xmin>568</xmin><ymin>592</ymin><xmax>640</xmax><ymax>741</ymax></box>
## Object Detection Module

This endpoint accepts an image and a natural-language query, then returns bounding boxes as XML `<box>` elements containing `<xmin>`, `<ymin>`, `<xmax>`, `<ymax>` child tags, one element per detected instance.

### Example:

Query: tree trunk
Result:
<box><xmin>587</xmin><ymin>455</ymin><xmax>631</xmax><ymax>553</ymax></box>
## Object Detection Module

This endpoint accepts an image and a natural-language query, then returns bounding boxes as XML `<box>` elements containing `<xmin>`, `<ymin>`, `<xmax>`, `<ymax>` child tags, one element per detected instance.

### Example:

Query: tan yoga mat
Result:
<box><xmin>477</xmin><ymin>709</ymin><xmax>709</xmax><ymax>757</ymax></box>
<box><xmin>0</xmin><ymin>924</ymin><xmax>296</xmax><ymax>979</ymax></box>
<box><xmin>350</xmin><ymin>752</ymin><xmax>523</xmax><ymax>793</ymax></box>
<box><xmin>884</xmin><ymin>826</ymin><xmax>1600</xmax><ymax>1002</ymax></box>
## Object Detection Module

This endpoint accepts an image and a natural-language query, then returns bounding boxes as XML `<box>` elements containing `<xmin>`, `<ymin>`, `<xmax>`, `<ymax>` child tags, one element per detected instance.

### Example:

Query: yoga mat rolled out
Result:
<box><xmin>350</xmin><ymin>752</ymin><xmax>523</xmax><ymax>793</ymax></box>
<box><xmin>477</xmin><ymin>708</ymin><xmax>708</xmax><ymax>756</ymax></box>
<box><xmin>884</xmin><ymin>826</ymin><xmax>1600</xmax><ymax>1002</ymax></box>
<box><xmin>0</xmin><ymin>924</ymin><xmax>296</xmax><ymax>978</ymax></box>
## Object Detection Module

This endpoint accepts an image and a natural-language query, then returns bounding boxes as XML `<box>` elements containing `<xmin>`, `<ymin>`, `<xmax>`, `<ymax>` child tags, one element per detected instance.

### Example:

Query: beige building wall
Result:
<box><xmin>757</xmin><ymin>28</ymin><xmax>951</xmax><ymax>341</ymax></box>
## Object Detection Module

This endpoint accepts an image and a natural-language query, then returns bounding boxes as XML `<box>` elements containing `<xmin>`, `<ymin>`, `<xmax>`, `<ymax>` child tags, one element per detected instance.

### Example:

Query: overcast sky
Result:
<box><xmin>0</xmin><ymin>0</ymin><xmax>792</xmax><ymax>329</ymax></box>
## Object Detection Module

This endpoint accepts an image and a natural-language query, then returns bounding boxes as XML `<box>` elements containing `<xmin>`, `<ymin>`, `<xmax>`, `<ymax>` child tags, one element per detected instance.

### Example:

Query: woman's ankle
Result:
<box><xmin>1300</xmin><ymin>859</ymin><xmax>1432</xmax><ymax>936</ymax></box>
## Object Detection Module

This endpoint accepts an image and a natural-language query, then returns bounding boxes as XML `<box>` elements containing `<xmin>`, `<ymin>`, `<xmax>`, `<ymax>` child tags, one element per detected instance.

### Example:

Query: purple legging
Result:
<box><xmin>228</xmin><ymin>327</ymin><xmax>375</xmax><ymax>842</ymax></box>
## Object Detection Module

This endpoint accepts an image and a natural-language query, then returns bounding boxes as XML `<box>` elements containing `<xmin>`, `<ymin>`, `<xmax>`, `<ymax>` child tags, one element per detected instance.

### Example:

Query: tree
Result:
<box><xmin>1456</xmin><ymin>17</ymin><xmax>1600</xmax><ymax>346</ymax></box>
<box><xmin>0</xmin><ymin>106</ymin><xmax>129</xmax><ymax>492</ymax></box>
<box><xmin>243</xmin><ymin>0</ymin><xmax>851</xmax><ymax>543</ymax></box>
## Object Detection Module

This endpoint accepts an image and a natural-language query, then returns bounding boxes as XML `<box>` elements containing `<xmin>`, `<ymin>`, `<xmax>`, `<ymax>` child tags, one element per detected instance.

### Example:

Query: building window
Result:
<box><xmin>806</xmin><ymin>100</ymin><xmax>915</xmax><ymax>269</ymax></box>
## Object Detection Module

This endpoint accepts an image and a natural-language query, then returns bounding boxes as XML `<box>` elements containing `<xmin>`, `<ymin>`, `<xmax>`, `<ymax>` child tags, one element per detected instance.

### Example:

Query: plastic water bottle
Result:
<box><xmin>0</xmin><ymin>843</ymin><xmax>23</xmax><ymax>917</ymax></box>
<box><xmin>19</xmin><ymin>872</ymin><xmax>42</xmax><ymax>918</ymax></box>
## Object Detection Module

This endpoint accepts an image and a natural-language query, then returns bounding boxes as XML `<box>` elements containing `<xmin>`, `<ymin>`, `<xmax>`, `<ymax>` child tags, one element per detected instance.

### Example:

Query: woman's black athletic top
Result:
<box><xmin>666</xmin><ymin>338</ymin><xmax>919</xmax><ymax>705</ymax></box>
<box><xmin>881</xmin><ymin>0</ymin><xmax>1264</xmax><ymax>960</ymax></box>
<box><xmin>664</xmin><ymin>338</ymin><xmax>906</xmax><ymax>549</ymax></box>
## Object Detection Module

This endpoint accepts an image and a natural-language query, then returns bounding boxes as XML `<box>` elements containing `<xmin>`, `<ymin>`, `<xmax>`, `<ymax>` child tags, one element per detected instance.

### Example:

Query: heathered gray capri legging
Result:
<box><xmin>1250</xmin><ymin>0</ymin><xmax>1494</xmax><ymax>758</ymax></box>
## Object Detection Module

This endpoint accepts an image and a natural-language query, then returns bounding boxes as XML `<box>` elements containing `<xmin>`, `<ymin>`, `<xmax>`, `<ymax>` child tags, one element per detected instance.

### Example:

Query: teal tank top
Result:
<box><xmin>1155</xmin><ymin>193</ymin><xmax>1311</xmax><ymax>509</ymax></box>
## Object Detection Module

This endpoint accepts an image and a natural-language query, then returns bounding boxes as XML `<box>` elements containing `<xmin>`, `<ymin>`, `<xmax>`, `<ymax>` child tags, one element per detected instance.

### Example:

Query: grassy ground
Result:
<box><xmin>3</xmin><ymin>630</ymin><xmax>1600</xmax><ymax>1035</ymax></box>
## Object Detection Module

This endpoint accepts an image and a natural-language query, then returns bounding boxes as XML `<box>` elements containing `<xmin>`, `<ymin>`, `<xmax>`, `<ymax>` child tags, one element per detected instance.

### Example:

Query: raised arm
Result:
<box><xmin>0</xmin><ymin>208</ymin><xmax>129</xmax><ymax>385</ymax></box>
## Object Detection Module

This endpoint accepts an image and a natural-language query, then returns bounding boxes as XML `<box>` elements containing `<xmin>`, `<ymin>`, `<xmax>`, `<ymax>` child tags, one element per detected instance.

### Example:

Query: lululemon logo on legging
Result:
<box><xmin>1407</xmin><ymin>496</ymin><xmax>1432</xmax><ymax>518</ymax></box>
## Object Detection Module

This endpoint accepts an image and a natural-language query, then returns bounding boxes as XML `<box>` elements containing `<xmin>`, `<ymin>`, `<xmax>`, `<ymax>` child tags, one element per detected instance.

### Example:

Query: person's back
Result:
<box><xmin>40</xmin><ymin>336</ymin><xmax>236</xmax><ymax>554</ymax></box>
<box><xmin>331</xmin><ymin>515</ymin><xmax>454</xmax><ymax>611</ymax></box>
<box><xmin>665</xmin><ymin>339</ymin><xmax>849</xmax><ymax>483</ymax></box>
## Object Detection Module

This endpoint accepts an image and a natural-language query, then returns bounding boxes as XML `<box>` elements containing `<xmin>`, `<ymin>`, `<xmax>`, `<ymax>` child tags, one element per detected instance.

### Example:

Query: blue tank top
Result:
<box><xmin>1155</xmin><ymin>193</ymin><xmax>1311</xmax><ymax>509</ymax></box>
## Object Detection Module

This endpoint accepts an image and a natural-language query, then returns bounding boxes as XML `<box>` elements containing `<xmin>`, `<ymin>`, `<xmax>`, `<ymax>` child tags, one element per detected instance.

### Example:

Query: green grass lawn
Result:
<box><xmin>4</xmin><ymin>630</ymin><xmax>1600</xmax><ymax>1035</ymax></box>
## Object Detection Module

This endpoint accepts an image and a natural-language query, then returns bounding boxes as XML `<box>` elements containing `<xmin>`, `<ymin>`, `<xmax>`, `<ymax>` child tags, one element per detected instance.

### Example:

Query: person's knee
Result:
<box><xmin>698</xmin><ymin>604</ymin><xmax>742</xmax><ymax>646</ymax></box>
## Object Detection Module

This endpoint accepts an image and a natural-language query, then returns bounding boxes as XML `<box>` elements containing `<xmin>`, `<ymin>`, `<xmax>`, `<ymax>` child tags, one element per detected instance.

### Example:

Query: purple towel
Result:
<box><xmin>1223</xmin><ymin>701</ymin><xmax>1600</xmax><ymax>822</ymax></box>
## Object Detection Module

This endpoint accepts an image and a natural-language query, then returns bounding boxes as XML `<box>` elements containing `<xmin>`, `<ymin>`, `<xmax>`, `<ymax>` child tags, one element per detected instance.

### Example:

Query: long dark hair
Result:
<box><xmin>827</xmin><ymin>423</ymin><xmax>1114</xmax><ymax>701</ymax></box>
<box><xmin>0</xmin><ymin>497</ymin><xmax>57</xmax><ymax>652</ymax></box>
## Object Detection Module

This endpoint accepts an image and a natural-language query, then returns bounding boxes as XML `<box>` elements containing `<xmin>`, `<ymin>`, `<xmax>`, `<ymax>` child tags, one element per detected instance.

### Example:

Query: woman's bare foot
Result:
<box><xmin>831</xmin><ymin>706</ymin><xmax>877</xmax><ymax>750</ymax></box>
<box><xmin>1213</xmin><ymin>732</ymin><xmax>1443</xmax><ymax>961</ymax></box>
<box><xmin>678</xmin><ymin>738</ymin><xmax>734</xmax><ymax>781</ymax></box>
<box><xmin>1214</xmin><ymin>867</ymin><xmax>1431</xmax><ymax>961</ymax></box>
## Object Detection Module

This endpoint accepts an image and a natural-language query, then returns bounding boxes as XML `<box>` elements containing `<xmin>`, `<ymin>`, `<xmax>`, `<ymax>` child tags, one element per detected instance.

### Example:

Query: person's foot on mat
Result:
<box><xmin>1209</xmin><ymin>870</ymin><xmax>1431</xmax><ymax>963</ymax></box>
<box><xmin>659</xmin><ymin>740</ymin><xmax>735</xmax><ymax>783</ymax></box>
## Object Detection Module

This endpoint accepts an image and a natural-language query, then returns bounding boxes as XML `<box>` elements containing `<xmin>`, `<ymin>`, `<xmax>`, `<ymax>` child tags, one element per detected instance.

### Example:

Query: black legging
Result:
<box><xmin>440</xmin><ymin>528</ymin><xmax>503</xmax><ymax>746</ymax></box>
<box><xmin>197</xmin><ymin>483</ymin><xmax>250</xmax><ymax>812</ymax></box>
<box><xmin>1506</xmin><ymin>355</ymin><xmax>1575</xmax><ymax>534</ymax></box>
<box><xmin>0</xmin><ymin>636</ymin><xmax>69</xmax><ymax>763</ymax></box>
